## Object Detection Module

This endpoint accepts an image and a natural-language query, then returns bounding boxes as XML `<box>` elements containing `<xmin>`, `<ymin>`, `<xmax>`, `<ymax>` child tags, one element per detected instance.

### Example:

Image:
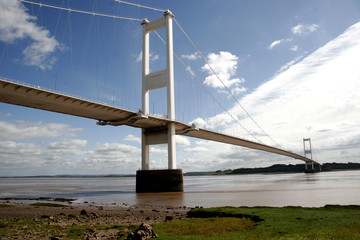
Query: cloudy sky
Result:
<box><xmin>1</xmin><ymin>0</ymin><xmax>360</xmax><ymax>176</ymax></box>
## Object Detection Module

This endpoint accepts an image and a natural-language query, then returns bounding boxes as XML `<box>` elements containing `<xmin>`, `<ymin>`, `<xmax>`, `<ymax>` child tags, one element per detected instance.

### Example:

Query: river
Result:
<box><xmin>1</xmin><ymin>170</ymin><xmax>359</xmax><ymax>208</ymax></box>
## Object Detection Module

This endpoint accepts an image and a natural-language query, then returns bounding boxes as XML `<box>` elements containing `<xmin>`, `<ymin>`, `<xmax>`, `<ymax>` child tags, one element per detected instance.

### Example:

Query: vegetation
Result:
<box><xmin>0</xmin><ymin>216</ymin><xmax>136</xmax><ymax>239</ymax></box>
<box><xmin>152</xmin><ymin>205</ymin><xmax>360</xmax><ymax>239</ymax></box>
<box><xmin>154</xmin><ymin>217</ymin><xmax>254</xmax><ymax>237</ymax></box>
<box><xmin>1</xmin><ymin>205</ymin><xmax>360</xmax><ymax>239</ymax></box>
<box><xmin>0</xmin><ymin>204</ymin><xmax>13</xmax><ymax>208</ymax></box>
<box><xmin>185</xmin><ymin>162</ymin><xmax>360</xmax><ymax>176</ymax></box>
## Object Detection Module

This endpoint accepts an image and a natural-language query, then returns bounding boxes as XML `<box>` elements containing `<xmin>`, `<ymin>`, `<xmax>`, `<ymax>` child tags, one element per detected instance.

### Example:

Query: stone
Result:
<box><xmin>50</xmin><ymin>237</ymin><xmax>62</xmax><ymax>240</ymax></box>
<box><xmin>126</xmin><ymin>223</ymin><xmax>158</xmax><ymax>239</ymax></box>
<box><xmin>80</xmin><ymin>209</ymin><xmax>88</xmax><ymax>216</ymax></box>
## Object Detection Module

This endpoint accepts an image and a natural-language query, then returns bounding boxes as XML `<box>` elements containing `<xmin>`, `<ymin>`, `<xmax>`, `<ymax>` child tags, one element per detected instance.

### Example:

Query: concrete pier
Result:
<box><xmin>136</xmin><ymin>169</ymin><xmax>183</xmax><ymax>193</ymax></box>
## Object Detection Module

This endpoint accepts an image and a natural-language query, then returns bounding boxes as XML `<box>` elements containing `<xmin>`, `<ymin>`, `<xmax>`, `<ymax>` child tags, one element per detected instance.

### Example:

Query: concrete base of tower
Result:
<box><xmin>136</xmin><ymin>169</ymin><xmax>184</xmax><ymax>193</ymax></box>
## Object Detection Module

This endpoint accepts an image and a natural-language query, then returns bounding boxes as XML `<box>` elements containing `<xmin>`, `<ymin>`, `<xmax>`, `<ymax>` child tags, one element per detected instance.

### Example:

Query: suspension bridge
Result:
<box><xmin>0</xmin><ymin>1</ymin><xmax>320</xmax><ymax>192</ymax></box>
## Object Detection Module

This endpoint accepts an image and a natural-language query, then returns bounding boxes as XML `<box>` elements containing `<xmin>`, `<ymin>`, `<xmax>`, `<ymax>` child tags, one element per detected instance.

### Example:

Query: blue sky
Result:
<box><xmin>1</xmin><ymin>0</ymin><xmax>360</xmax><ymax>176</ymax></box>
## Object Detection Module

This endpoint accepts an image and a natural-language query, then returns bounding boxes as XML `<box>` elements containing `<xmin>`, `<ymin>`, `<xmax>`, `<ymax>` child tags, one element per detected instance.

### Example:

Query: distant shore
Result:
<box><xmin>185</xmin><ymin>162</ymin><xmax>360</xmax><ymax>176</ymax></box>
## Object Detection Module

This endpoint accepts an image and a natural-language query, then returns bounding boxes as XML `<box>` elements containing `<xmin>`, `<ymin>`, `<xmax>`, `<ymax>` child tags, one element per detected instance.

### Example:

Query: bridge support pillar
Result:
<box><xmin>136</xmin><ymin>169</ymin><xmax>183</xmax><ymax>193</ymax></box>
<box><xmin>137</xmin><ymin>10</ymin><xmax>183</xmax><ymax>192</ymax></box>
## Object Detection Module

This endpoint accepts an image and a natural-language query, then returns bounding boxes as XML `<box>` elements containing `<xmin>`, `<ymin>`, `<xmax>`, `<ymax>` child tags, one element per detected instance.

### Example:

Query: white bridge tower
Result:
<box><xmin>136</xmin><ymin>10</ymin><xmax>183</xmax><ymax>192</ymax></box>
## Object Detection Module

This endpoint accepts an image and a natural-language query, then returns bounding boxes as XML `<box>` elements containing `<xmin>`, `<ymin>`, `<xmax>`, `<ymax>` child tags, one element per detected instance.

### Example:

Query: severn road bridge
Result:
<box><xmin>0</xmin><ymin>10</ymin><xmax>319</xmax><ymax>192</ymax></box>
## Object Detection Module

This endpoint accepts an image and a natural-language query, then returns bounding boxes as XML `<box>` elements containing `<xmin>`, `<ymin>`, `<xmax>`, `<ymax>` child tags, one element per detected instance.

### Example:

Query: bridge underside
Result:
<box><xmin>0</xmin><ymin>78</ymin><xmax>315</xmax><ymax>164</ymax></box>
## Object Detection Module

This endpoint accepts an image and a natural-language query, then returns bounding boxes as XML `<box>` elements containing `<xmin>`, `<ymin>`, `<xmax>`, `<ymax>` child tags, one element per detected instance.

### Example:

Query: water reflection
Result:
<box><xmin>136</xmin><ymin>192</ymin><xmax>184</xmax><ymax>207</ymax></box>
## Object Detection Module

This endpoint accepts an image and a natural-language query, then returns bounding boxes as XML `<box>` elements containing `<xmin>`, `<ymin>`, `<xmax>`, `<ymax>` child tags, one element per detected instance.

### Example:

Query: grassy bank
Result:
<box><xmin>153</xmin><ymin>205</ymin><xmax>360</xmax><ymax>239</ymax></box>
<box><xmin>1</xmin><ymin>205</ymin><xmax>360</xmax><ymax>239</ymax></box>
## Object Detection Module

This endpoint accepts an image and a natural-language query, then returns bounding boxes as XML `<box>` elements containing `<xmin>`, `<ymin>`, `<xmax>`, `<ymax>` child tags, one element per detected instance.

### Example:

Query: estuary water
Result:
<box><xmin>1</xmin><ymin>170</ymin><xmax>359</xmax><ymax>208</ymax></box>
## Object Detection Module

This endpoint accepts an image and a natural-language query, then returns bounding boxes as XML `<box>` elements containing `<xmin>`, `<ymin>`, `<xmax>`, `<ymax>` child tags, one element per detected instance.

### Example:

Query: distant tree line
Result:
<box><xmin>185</xmin><ymin>162</ymin><xmax>360</xmax><ymax>176</ymax></box>
<box><xmin>229</xmin><ymin>162</ymin><xmax>360</xmax><ymax>174</ymax></box>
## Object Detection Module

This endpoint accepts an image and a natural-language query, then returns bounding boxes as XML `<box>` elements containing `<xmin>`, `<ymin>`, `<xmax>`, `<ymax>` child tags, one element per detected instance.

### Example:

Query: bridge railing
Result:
<box><xmin>0</xmin><ymin>76</ymin><xmax>129</xmax><ymax>110</ymax></box>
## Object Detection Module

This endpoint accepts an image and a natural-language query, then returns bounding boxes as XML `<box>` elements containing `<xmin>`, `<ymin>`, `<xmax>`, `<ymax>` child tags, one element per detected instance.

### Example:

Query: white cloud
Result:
<box><xmin>0</xmin><ymin>0</ymin><xmax>61</xmax><ymax>69</ymax></box>
<box><xmin>135</xmin><ymin>51</ymin><xmax>160</xmax><ymax>62</ymax></box>
<box><xmin>0</xmin><ymin>139</ymin><xmax>87</xmax><ymax>172</ymax></box>
<box><xmin>176</xmin><ymin>135</ymin><xmax>190</xmax><ymax>146</ymax></box>
<box><xmin>0</xmin><ymin>119</ymin><xmax>143</xmax><ymax>175</ymax></box>
<box><xmin>150</xmin><ymin>147</ymin><xmax>167</xmax><ymax>154</ymax></box>
<box><xmin>91</xmin><ymin>142</ymin><xmax>140</xmax><ymax>157</ymax></box>
<box><xmin>185</xmin><ymin>66</ymin><xmax>195</xmax><ymax>76</ymax></box>
<box><xmin>268</xmin><ymin>38</ymin><xmax>292</xmax><ymax>50</ymax></box>
<box><xmin>231</xmin><ymin>86</ymin><xmax>247</xmax><ymax>95</ymax></box>
<box><xmin>202</xmin><ymin>51</ymin><xmax>246</xmax><ymax>91</ymax></box>
<box><xmin>190</xmin><ymin>118</ymin><xmax>206</xmax><ymax>128</ymax></box>
<box><xmin>0</xmin><ymin>120</ymin><xmax>82</xmax><ymax>140</ymax></box>
<box><xmin>189</xmin><ymin>21</ymin><xmax>360</xmax><ymax>166</ymax></box>
<box><xmin>181</xmin><ymin>52</ymin><xmax>200</xmax><ymax>60</ymax></box>
<box><xmin>292</xmin><ymin>24</ymin><xmax>319</xmax><ymax>36</ymax></box>
<box><xmin>191</xmin><ymin>112</ymin><xmax>234</xmax><ymax>130</ymax></box>
<box><xmin>46</xmin><ymin>139</ymin><xmax>87</xmax><ymax>162</ymax></box>
<box><xmin>290</xmin><ymin>45</ymin><xmax>299</xmax><ymax>51</ymax></box>
<box><xmin>136</xmin><ymin>51</ymin><xmax>142</xmax><ymax>62</ymax></box>
<box><xmin>48</xmin><ymin>139</ymin><xmax>87</xmax><ymax>150</ymax></box>
<box><xmin>151</xmin><ymin>53</ymin><xmax>159</xmax><ymax>61</ymax></box>
<box><xmin>184</xmin><ymin>146</ymin><xmax>208</xmax><ymax>152</ymax></box>
<box><xmin>124</xmin><ymin>134</ymin><xmax>141</xmax><ymax>144</ymax></box>
<box><xmin>276</xmin><ymin>55</ymin><xmax>303</xmax><ymax>74</ymax></box>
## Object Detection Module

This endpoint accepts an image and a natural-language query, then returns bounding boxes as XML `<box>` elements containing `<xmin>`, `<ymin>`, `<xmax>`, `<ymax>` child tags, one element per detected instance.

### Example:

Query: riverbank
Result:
<box><xmin>0</xmin><ymin>200</ymin><xmax>188</xmax><ymax>239</ymax></box>
<box><xmin>1</xmin><ymin>201</ymin><xmax>360</xmax><ymax>239</ymax></box>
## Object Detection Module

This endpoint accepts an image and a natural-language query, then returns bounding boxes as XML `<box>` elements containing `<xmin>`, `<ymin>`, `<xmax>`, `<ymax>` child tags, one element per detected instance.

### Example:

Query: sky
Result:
<box><xmin>1</xmin><ymin>0</ymin><xmax>360</xmax><ymax>176</ymax></box>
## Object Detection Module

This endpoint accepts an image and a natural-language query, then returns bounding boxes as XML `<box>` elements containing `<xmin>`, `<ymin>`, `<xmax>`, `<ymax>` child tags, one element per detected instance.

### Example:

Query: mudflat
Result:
<box><xmin>0</xmin><ymin>200</ymin><xmax>188</xmax><ymax>239</ymax></box>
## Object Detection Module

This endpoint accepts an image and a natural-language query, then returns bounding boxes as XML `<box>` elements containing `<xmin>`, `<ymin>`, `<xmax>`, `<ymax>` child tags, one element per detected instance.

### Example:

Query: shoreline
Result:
<box><xmin>0</xmin><ymin>200</ymin><xmax>188</xmax><ymax>239</ymax></box>
<box><xmin>0</xmin><ymin>199</ymin><xmax>189</xmax><ymax>222</ymax></box>
<box><xmin>2</xmin><ymin>200</ymin><xmax>360</xmax><ymax>239</ymax></box>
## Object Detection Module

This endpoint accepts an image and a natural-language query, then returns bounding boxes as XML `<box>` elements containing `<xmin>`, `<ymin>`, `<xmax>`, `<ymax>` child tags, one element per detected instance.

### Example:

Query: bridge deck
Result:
<box><xmin>0</xmin><ymin>77</ymin><xmax>314</xmax><ymax>163</ymax></box>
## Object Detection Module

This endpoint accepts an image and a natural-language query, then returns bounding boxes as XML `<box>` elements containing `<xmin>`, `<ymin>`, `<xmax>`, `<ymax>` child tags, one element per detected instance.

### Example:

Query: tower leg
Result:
<box><xmin>141</xmin><ymin>129</ymin><xmax>149</xmax><ymax>170</ymax></box>
<box><xmin>168</xmin><ymin>123</ymin><xmax>176</xmax><ymax>169</ymax></box>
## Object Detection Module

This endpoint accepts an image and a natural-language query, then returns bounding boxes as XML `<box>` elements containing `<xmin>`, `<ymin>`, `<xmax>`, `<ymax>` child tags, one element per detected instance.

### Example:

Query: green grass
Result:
<box><xmin>1</xmin><ymin>205</ymin><xmax>360</xmax><ymax>239</ymax></box>
<box><xmin>0</xmin><ymin>204</ymin><xmax>13</xmax><ymax>208</ymax></box>
<box><xmin>153</xmin><ymin>205</ymin><xmax>360</xmax><ymax>239</ymax></box>
<box><xmin>155</xmin><ymin>217</ymin><xmax>254</xmax><ymax>237</ymax></box>
<box><xmin>0</xmin><ymin>218</ymin><xmax>92</xmax><ymax>239</ymax></box>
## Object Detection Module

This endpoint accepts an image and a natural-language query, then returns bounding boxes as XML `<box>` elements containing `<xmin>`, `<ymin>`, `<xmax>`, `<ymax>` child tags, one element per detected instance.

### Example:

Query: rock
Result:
<box><xmin>80</xmin><ymin>209</ymin><xmax>88</xmax><ymax>216</ymax></box>
<box><xmin>165</xmin><ymin>216</ymin><xmax>173</xmax><ymax>221</ymax></box>
<box><xmin>68</xmin><ymin>214</ymin><xmax>78</xmax><ymax>220</ymax></box>
<box><xmin>126</xmin><ymin>223</ymin><xmax>158</xmax><ymax>239</ymax></box>
<box><xmin>50</xmin><ymin>237</ymin><xmax>62</xmax><ymax>240</ymax></box>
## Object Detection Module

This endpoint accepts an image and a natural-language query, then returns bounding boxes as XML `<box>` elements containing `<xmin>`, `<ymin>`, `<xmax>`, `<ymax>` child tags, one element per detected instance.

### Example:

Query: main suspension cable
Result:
<box><xmin>17</xmin><ymin>0</ymin><xmax>143</xmax><ymax>21</ymax></box>
<box><xmin>114</xmin><ymin>0</ymin><xmax>166</xmax><ymax>12</ymax></box>
<box><xmin>154</xmin><ymin>31</ymin><xmax>262</xmax><ymax>143</ymax></box>
<box><xmin>173</xmin><ymin>18</ymin><xmax>282</xmax><ymax>147</ymax></box>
